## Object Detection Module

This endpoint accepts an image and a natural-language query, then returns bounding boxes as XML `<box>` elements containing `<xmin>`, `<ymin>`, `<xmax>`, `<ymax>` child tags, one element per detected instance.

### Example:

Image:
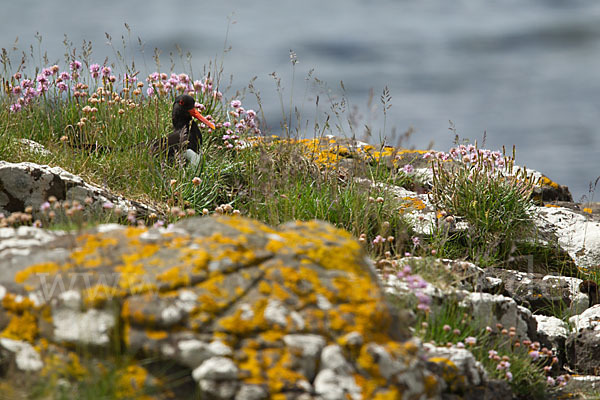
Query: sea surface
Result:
<box><xmin>2</xmin><ymin>0</ymin><xmax>600</xmax><ymax>199</ymax></box>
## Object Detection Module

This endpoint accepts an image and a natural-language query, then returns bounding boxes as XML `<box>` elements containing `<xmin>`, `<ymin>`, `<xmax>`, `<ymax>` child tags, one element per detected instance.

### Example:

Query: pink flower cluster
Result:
<box><xmin>487</xmin><ymin>331</ymin><xmax>569</xmax><ymax>386</ymax></box>
<box><xmin>7</xmin><ymin>66</ymin><xmax>66</xmax><ymax>112</ymax></box>
<box><xmin>423</xmin><ymin>145</ymin><xmax>506</xmax><ymax>169</ymax></box>
<box><xmin>218</xmin><ymin>100</ymin><xmax>260</xmax><ymax>149</ymax></box>
<box><xmin>396</xmin><ymin>264</ymin><xmax>431</xmax><ymax>312</ymax></box>
<box><xmin>6</xmin><ymin>60</ymin><xmax>137</xmax><ymax>112</ymax></box>
<box><xmin>145</xmin><ymin>73</ymin><xmax>221</xmax><ymax>100</ymax></box>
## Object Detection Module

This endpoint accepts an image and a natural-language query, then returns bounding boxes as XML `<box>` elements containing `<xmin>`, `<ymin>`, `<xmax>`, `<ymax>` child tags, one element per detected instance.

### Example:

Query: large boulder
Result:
<box><xmin>0</xmin><ymin>216</ymin><xmax>442</xmax><ymax>399</ymax></box>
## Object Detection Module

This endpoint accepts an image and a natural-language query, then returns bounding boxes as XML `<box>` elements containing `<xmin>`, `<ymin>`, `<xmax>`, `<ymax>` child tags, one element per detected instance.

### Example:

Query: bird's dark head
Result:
<box><xmin>172</xmin><ymin>94</ymin><xmax>215</xmax><ymax>130</ymax></box>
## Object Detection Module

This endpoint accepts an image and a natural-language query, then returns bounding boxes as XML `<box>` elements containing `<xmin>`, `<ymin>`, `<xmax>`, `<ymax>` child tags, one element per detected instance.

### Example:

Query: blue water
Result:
<box><xmin>2</xmin><ymin>0</ymin><xmax>600</xmax><ymax>200</ymax></box>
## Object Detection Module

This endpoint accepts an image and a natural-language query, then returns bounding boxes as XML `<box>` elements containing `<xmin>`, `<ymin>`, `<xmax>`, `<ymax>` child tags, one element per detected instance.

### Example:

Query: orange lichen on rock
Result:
<box><xmin>14</xmin><ymin>262</ymin><xmax>61</xmax><ymax>284</ymax></box>
<box><xmin>399</xmin><ymin>196</ymin><xmax>427</xmax><ymax>213</ymax></box>
<box><xmin>1</xmin><ymin>310</ymin><xmax>38</xmax><ymax>342</ymax></box>
<box><xmin>115</xmin><ymin>364</ymin><xmax>152</xmax><ymax>400</ymax></box>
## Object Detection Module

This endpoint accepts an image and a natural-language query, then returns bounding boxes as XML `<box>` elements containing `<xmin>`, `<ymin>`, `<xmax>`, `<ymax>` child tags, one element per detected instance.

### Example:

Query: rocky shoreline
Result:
<box><xmin>1</xmin><ymin>141</ymin><xmax>600</xmax><ymax>399</ymax></box>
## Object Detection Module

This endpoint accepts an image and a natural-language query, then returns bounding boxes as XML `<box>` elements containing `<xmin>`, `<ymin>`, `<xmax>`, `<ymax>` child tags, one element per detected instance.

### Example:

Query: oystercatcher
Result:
<box><xmin>74</xmin><ymin>94</ymin><xmax>215</xmax><ymax>164</ymax></box>
<box><xmin>159</xmin><ymin>94</ymin><xmax>215</xmax><ymax>159</ymax></box>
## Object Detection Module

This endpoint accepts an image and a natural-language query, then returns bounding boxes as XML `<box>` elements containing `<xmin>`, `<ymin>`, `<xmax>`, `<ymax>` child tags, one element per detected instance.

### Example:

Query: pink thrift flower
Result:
<box><xmin>125</xmin><ymin>74</ymin><xmax>137</xmax><ymax>84</ymax></box>
<box><xmin>21</xmin><ymin>79</ymin><xmax>34</xmax><ymax>89</ymax></box>
<box><xmin>89</xmin><ymin>64</ymin><xmax>100</xmax><ymax>78</ymax></box>
<box><xmin>230</xmin><ymin>100</ymin><xmax>242</xmax><ymax>108</ymax></box>
<box><xmin>101</xmin><ymin>66</ymin><xmax>111</xmax><ymax>77</ymax></box>
<box><xmin>102</xmin><ymin>201</ymin><xmax>114</xmax><ymax>209</ymax></box>
<box><xmin>403</xmin><ymin>164</ymin><xmax>414</xmax><ymax>173</ymax></box>
<box><xmin>36</xmin><ymin>74</ymin><xmax>48</xmax><ymax>85</ymax></box>
<box><xmin>70</xmin><ymin>60</ymin><xmax>82</xmax><ymax>71</ymax></box>
<box><xmin>178</xmin><ymin>73</ymin><xmax>190</xmax><ymax>83</ymax></box>
<box><xmin>417</xmin><ymin>303</ymin><xmax>430</xmax><ymax>312</ymax></box>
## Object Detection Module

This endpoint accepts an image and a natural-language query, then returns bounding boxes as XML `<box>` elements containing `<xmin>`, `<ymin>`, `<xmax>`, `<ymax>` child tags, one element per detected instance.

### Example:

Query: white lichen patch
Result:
<box><xmin>52</xmin><ymin>307</ymin><xmax>116</xmax><ymax>346</ymax></box>
<box><xmin>0</xmin><ymin>338</ymin><xmax>43</xmax><ymax>371</ymax></box>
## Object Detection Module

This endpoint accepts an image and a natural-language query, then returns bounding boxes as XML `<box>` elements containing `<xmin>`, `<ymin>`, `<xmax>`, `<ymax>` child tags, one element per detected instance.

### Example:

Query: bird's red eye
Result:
<box><xmin>179</xmin><ymin>100</ymin><xmax>184</xmax><ymax>105</ymax></box>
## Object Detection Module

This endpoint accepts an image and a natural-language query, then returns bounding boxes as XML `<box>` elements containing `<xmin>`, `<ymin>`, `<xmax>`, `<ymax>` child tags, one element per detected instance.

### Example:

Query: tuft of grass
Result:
<box><xmin>427</xmin><ymin>144</ymin><xmax>537</xmax><ymax>267</ymax></box>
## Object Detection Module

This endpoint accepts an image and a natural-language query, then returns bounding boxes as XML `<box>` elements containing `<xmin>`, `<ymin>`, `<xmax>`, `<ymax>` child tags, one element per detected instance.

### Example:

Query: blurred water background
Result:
<box><xmin>2</xmin><ymin>0</ymin><xmax>600</xmax><ymax>200</ymax></box>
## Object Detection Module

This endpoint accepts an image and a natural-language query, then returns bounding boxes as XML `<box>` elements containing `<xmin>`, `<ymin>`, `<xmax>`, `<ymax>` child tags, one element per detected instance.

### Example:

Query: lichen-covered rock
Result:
<box><xmin>0</xmin><ymin>216</ymin><xmax>441</xmax><ymax>399</ymax></box>
<box><xmin>0</xmin><ymin>161</ymin><xmax>156</xmax><ymax>220</ymax></box>
<box><xmin>424</xmin><ymin>343</ymin><xmax>487</xmax><ymax>389</ymax></box>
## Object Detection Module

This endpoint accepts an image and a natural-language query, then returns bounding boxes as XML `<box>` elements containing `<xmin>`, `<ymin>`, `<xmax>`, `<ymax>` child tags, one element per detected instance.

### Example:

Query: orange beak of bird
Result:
<box><xmin>188</xmin><ymin>108</ymin><xmax>215</xmax><ymax>130</ymax></box>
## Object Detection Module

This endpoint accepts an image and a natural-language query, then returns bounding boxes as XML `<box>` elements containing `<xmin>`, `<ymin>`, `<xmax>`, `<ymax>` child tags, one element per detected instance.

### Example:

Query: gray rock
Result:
<box><xmin>313</xmin><ymin>368</ymin><xmax>361</xmax><ymax>400</ymax></box>
<box><xmin>282</xmin><ymin>334</ymin><xmax>326</xmax><ymax>381</ymax></box>
<box><xmin>17</xmin><ymin>139</ymin><xmax>52</xmax><ymax>156</ymax></box>
<box><xmin>569</xmin><ymin>304</ymin><xmax>600</xmax><ymax>332</ymax></box>
<box><xmin>534</xmin><ymin>205</ymin><xmax>600</xmax><ymax>269</ymax></box>
<box><xmin>0</xmin><ymin>161</ymin><xmax>156</xmax><ymax>220</ymax></box>
<box><xmin>235</xmin><ymin>384</ymin><xmax>269</xmax><ymax>400</ymax></box>
<box><xmin>566</xmin><ymin>329</ymin><xmax>600</xmax><ymax>374</ymax></box>
<box><xmin>535</xmin><ymin>315</ymin><xmax>568</xmax><ymax>351</ymax></box>
<box><xmin>460</xmin><ymin>292</ymin><xmax>533</xmax><ymax>340</ymax></box>
<box><xmin>320</xmin><ymin>344</ymin><xmax>353</xmax><ymax>374</ymax></box>
<box><xmin>486</xmin><ymin>269</ymin><xmax>586</xmax><ymax>316</ymax></box>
